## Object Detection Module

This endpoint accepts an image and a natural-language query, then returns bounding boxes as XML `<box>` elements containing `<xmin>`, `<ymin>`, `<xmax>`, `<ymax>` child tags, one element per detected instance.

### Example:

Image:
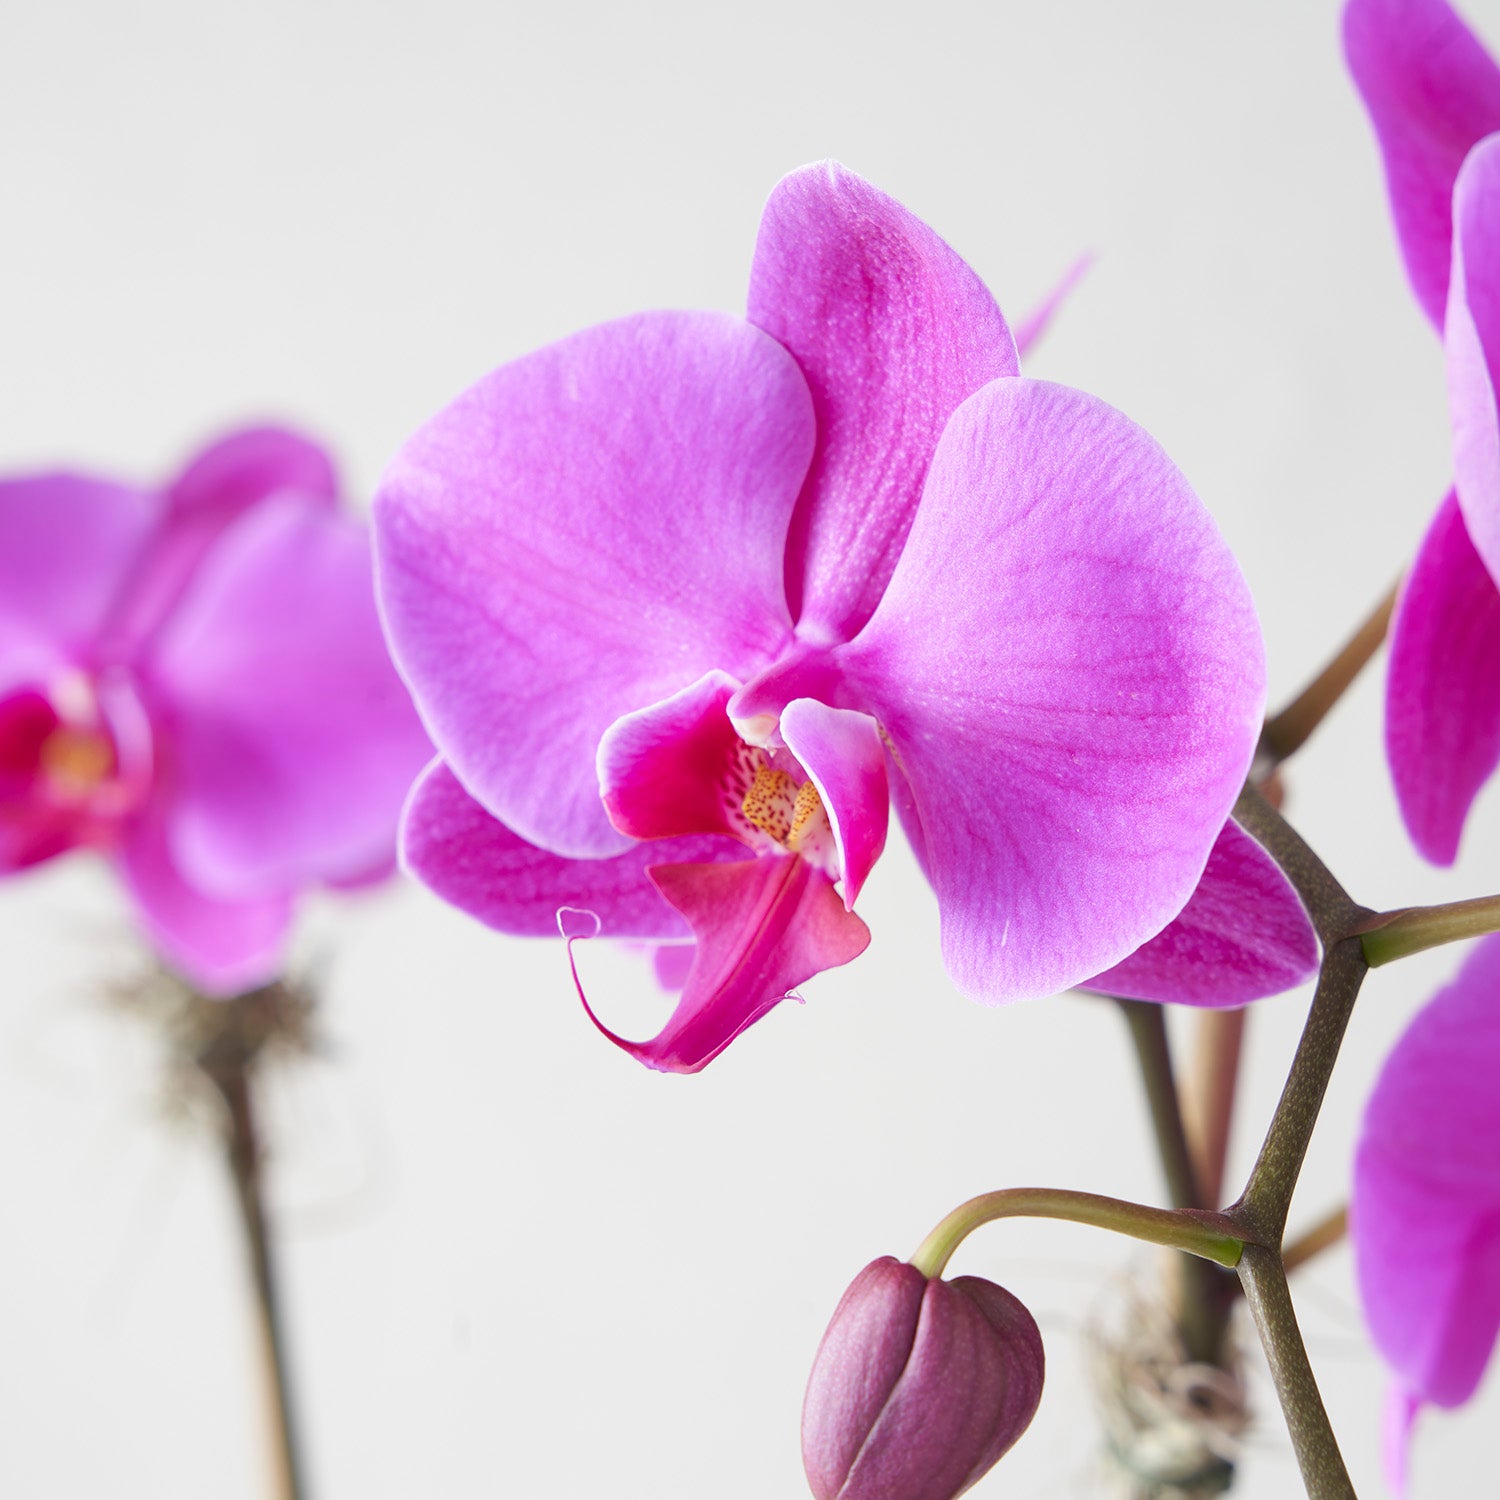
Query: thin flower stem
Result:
<box><xmin>1282</xmin><ymin>1206</ymin><xmax>1348</xmax><ymax>1276</ymax></box>
<box><xmin>1181</xmin><ymin>1006</ymin><xmax>1246</xmax><ymax>1211</ymax></box>
<box><xmin>1116</xmin><ymin>1000</ymin><xmax>1202</xmax><ymax>1211</ymax></box>
<box><xmin>1359</xmin><ymin>892</ymin><xmax>1500</xmax><ymax>966</ymax></box>
<box><xmin>200</xmin><ymin>1021</ymin><xmax>307</xmax><ymax>1500</ymax></box>
<box><xmin>908</xmin><ymin>1187</ymin><xmax>1245</xmax><ymax>1281</ymax></box>
<box><xmin>1234</xmin><ymin>941</ymin><xmax>1367</xmax><ymax>1245</ymax></box>
<box><xmin>1237</xmin><ymin>1246</ymin><xmax>1357</xmax><ymax>1500</ymax></box>
<box><xmin>1259</xmin><ymin>580</ymin><xmax>1399</xmax><ymax>768</ymax></box>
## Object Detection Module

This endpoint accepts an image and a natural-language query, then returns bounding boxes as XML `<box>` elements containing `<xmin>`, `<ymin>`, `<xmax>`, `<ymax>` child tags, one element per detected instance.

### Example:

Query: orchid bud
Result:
<box><xmin>802</xmin><ymin>1256</ymin><xmax>1044</xmax><ymax>1500</ymax></box>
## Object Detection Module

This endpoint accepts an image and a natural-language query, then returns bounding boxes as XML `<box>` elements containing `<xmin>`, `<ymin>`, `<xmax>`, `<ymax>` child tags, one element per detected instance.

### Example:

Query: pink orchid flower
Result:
<box><xmin>0</xmin><ymin>426</ymin><xmax>431</xmax><ymax>993</ymax></box>
<box><xmin>1346</xmin><ymin>0</ymin><xmax>1500</xmax><ymax>862</ymax></box>
<box><xmin>376</xmin><ymin>162</ymin><xmax>1273</xmax><ymax>1073</ymax></box>
<box><xmin>1352</xmin><ymin>934</ymin><xmax>1500</xmax><ymax>1495</ymax></box>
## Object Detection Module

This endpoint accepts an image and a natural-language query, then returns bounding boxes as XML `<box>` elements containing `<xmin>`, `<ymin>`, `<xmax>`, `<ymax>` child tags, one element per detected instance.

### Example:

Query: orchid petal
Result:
<box><xmin>149</xmin><ymin>497</ymin><xmax>430</xmax><ymax>897</ymax></box>
<box><xmin>1344</xmin><ymin>0</ymin><xmax>1500</xmax><ymax>328</ymax></box>
<box><xmin>0</xmin><ymin>475</ymin><xmax>157</xmax><ymax>683</ymax></box>
<box><xmin>597</xmin><ymin>671</ymin><xmax>756</xmax><ymax>845</ymax></box>
<box><xmin>584</xmin><ymin>854</ymin><xmax>870</xmax><ymax>1073</ymax></box>
<box><xmin>1386</xmin><ymin>491</ymin><xmax>1500</xmax><ymax>863</ymax></box>
<box><xmin>116</xmin><ymin>798</ymin><xmax>291</xmax><ymax>996</ymax></box>
<box><xmin>402</xmin><ymin>759</ymin><xmax>737</xmax><ymax>938</ymax></box>
<box><xmin>1382</xmin><ymin>1385</ymin><xmax>1422</xmax><ymax>1499</ymax></box>
<box><xmin>840</xmin><ymin>377</ymin><xmax>1263</xmax><ymax>1003</ymax></box>
<box><xmin>779</xmin><ymin>697</ymin><xmax>889</xmax><ymax>907</ymax></box>
<box><xmin>1013</xmin><ymin>255</ymin><xmax>1093</xmax><ymax>361</ymax></box>
<box><xmin>748</xmin><ymin>162</ymin><xmax>1019</xmax><ymax>640</ymax></box>
<box><xmin>375</xmin><ymin>310</ymin><xmax>812</xmax><ymax>859</ymax></box>
<box><xmin>166</xmin><ymin>425</ymin><xmax>338</xmax><ymax>517</ymax></box>
<box><xmin>1084</xmin><ymin>819</ymin><xmax>1318</xmax><ymax>1006</ymax></box>
<box><xmin>652</xmin><ymin>943</ymin><xmax>695</xmax><ymax>991</ymax></box>
<box><xmin>1447</xmin><ymin>133</ymin><xmax>1500</xmax><ymax>580</ymax></box>
<box><xmin>99</xmin><ymin>426</ymin><xmax>343</xmax><ymax>655</ymax></box>
<box><xmin>1353</xmin><ymin>935</ymin><xmax>1500</xmax><ymax>1417</ymax></box>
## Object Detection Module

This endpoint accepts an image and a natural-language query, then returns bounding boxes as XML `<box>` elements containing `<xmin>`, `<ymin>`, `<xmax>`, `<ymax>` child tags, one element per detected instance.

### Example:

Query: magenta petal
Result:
<box><xmin>587</xmin><ymin>853</ymin><xmax>870</xmax><ymax>1073</ymax></box>
<box><xmin>402</xmin><ymin>759</ymin><xmax>737</xmax><ymax>938</ymax></box>
<box><xmin>1382</xmin><ymin>1385</ymin><xmax>1422</xmax><ymax>1499</ymax></box>
<box><xmin>1386</xmin><ymin>490</ymin><xmax>1500</xmax><ymax>863</ymax></box>
<box><xmin>1344</xmin><ymin>0</ymin><xmax>1500</xmax><ymax>328</ymax></box>
<box><xmin>166</xmin><ymin>425</ymin><xmax>338</xmax><ymax>517</ymax></box>
<box><xmin>375</xmin><ymin>310</ymin><xmax>812</xmax><ymax>859</ymax></box>
<box><xmin>0</xmin><ymin>475</ymin><xmax>157</xmax><ymax>682</ymax></box>
<box><xmin>597</xmin><ymin>671</ymin><xmax>751</xmax><ymax>843</ymax></box>
<box><xmin>841</xmin><ymin>377</ymin><xmax>1264</xmax><ymax>1003</ymax></box>
<box><xmin>1447</xmin><ymin>133</ymin><xmax>1500</xmax><ymax>578</ymax></box>
<box><xmin>116</xmin><ymin>799</ymin><xmax>292</xmax><ymax>996</ymax></box>
<box><xmin>1353</xmin><ymin>935</ymin><xmax>1500</xmax><ymax>1415</ymax></box>
<box><xmin>748</xmin><ymin>162</ymin><xmax>1019</xmax><ymax>640</ymax></box>
<box><xmin>779</xmin><ymin>697</ymin><xmax>889</xmax><ymax>907</ymax></box>
<box><xmin>149</xmin><ymin>497</ymin><xmax>430</xmax><ymax>897</ymax></box>
<box><xmin>1012</xmin><ymin>254</ymin><xmax>1093</xmax><ymax>360</ymax></box>
<box><xmin>1084</xmin><ymin>819</ymin><xmax>1318</xmax><ymax>1006</ymax></box>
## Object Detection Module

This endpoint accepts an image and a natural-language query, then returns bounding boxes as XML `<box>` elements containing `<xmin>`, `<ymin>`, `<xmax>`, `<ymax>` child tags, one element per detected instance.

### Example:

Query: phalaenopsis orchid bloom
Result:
<box><xmin>374</xmin><ymin>161</ymin><xmax>1310</xmax><ymax>1073</ymax></box>
<box><xmin>1347</xmin><ymin>0</ymin><xmax>1500</xmax><ymax>862</ymax></box>
<box><xmin>0</xmin><ymin>426</ymin><xmax>430</xmax><ymax>992</ymax></box>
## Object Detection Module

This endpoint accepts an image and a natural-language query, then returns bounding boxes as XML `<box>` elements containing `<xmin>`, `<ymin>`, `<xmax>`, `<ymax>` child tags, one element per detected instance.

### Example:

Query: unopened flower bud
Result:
<box><xmin>802</xmin><ymin>1256</ymin><xmax>1044</xmax><ymax>1500</ymax></box>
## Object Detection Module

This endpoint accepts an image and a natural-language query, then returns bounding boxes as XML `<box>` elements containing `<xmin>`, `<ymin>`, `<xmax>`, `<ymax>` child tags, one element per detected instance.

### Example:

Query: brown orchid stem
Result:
<box><xmin>1223</xmin><ymin>786</ymin><xmax>1373</xmax><ymax>1496</ymax></box>
<box><xmin>1181</xmin><ymin>1006</ymin><xmax>1245</xmax><ymax>1211</ymax></box>
<box><xmin>908</xmin><ymin>1187</ymin><xmax>1245</xmax><ymax>1281</ymax></box>
<box><xmin>1282</xmin><ymin>1206</ymin><xmax>1348</xmax><ymax>1276</ymax></box>
<box><xmin>1116</xmin><ymin>1001</ymin><xmax>1202</xmax><ymax>1212</ymax></box>
<box><xmin>1359</xmin><ymin>891</ymin><xmax>1500</xmax><ymax>966</ymax></box>
<box><xmin>1115</xmin><ymin>1001</ymin><xmax>1238</xmax><ymax>1365</ymax></box>
<box><xmin>1259</xmin><ymin>580</ymin><xmax>1398</xmax><ymax>767</ymax></box>
<box><xmin>198</xmin><ymin>1001</ymin><xmax>307</xmax><ymax>1500</ymax></box>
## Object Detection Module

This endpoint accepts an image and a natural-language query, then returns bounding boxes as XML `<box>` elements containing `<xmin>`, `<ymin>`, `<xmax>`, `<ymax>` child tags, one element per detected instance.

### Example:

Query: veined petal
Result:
<box><xmin>1353</xmin><ymin>934</ymin><xmax>1500</xmax><ymax>1415</ymax></box>
<box><xmin>840</xmin><ymin>377</ymin><xmax>1264</xmax><ymax>1003</ymax></box>
<box><xmin>0</xmin><ymin>475</ymin><xmax>158</xmax><ymax>683</ymax></box>
<box><xmin>116</xmin><ymin>797</ymin><xmax>292</xmax><ymax>996</ymax></box>
<box><xmin>403</xmin><ymin>758</ymin><xmax>737</xmax><ymax>938</ymax></box>
<box><xmin>375</xmin><ymin>311</ymin><xmax>813</xmax><ymax>858</ymax></box>
<box><xmin>149</xmin><ymin>497</ymin><xmax>431</xmax><ymax>898</ymax></box>
<box><xmin>1386</xmin><ymin>491</ymin><xmax>1500</xmax><ymax>864</ymax></box>
<box><xmin>748</xmin><ymin>162</ymin><xmax>1018</xmax><ymax>641</ymax></box>
<box><xmin>779</xmin><ymin>697</ymin><xmax>889</xmax><ymax>907</ymax></box>
<box><xmin>1447</xmin><ymin>133</ymin><xmax>1500</xmax><ymax>579</ymax></box>
<box><xmin>1084</xmin><ymin>819</ymin><xmax>1318</xmax><ymax>1006</ymax></box>
<box><xmin>1344</xmin><ymin>0</ymin><xmax>1500</xmax><ymax>328</ymax></box>
<box><xmin>583</xmin><ymin>854</ymin><xmax>870</xmax><ymax>1073</ymax></box>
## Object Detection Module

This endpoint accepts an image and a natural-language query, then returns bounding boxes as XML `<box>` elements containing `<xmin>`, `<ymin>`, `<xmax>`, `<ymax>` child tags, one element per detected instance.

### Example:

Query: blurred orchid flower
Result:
<box><xmin>1352</xmin><ymin>934</ymin><xmax>1500</xmax><ymax>1494</ymax></box>
<box><xmin>1346</xmin><ymin>0</ymin><xmax>1500</xmax><ymax>861</ymax></box>
<box><xmin>0</xmin><ymin>427</ymin><xmax>430</xmax><ymax>992</ymax></box>
<box><xmin>377</xmin><ymin>161</ymin><xmax>1270</xmax><ymax>1073</ymax></box>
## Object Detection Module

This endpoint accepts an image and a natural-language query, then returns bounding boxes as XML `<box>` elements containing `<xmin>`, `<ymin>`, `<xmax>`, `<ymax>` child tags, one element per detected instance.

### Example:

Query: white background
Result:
<box><xmin>2</xmin><ymin>1</ymin><xmax>1498</xmax><ymax>1495</ymax></box>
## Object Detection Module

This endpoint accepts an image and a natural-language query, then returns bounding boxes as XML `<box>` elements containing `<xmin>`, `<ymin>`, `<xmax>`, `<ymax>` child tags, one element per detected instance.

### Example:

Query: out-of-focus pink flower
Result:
<box><xmin>1352</xmin><ymin>935</ymin><xmax>1500</xmax><ymax>1495</ymax></box>
<box><xmin>1346</xmin><ymin>0</ymin><xmax>1500</xmax><ymax>862</ymax></box>
<box><xmin>801</xmin><ymin>1256</ymin><xmax>1044</xmax><ymax>1500</ymax></box>
<box><xmin>0</xmin><ymin>426</ymin><xmax>431</xmax><ymax>993</ymax></box>
<box><xmin>377</xmin><ymin>161</ymin><xmax>1271</xmax><ymax>1073</ymax></box>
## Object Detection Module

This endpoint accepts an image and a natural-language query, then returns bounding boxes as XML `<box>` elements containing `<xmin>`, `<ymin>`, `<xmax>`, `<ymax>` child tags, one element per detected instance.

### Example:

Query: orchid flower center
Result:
<box><xmin>0</xmin><ymin>669</ymin><xmax>153</xmax><ymax>832</ymax></box>
<box><xmin>735</xmin><ymin>755</ymin><xmax>838</xmax><ymax>878</ymax></box>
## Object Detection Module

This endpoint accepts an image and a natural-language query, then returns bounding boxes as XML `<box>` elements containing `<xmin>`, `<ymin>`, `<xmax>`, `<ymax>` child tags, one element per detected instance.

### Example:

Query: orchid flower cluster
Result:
<box><xmin>9</xmin><ymin>1</ymin><xmax>1500</xmax><ymax>1497</ymax></box>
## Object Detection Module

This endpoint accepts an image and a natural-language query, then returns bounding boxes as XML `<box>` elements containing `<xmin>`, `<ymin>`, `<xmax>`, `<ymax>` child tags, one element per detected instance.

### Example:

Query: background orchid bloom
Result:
<box><xmin>1346</xmin><ymin>0</ymin><xmax>1500</xmax><ymax>862</ymax></box>
<box><xmin>376</xmin><ymin>161</ymin><xmax>1268</xmax><ymax>1073</ymax></box>
<box><xmin>0</xmin><ymin>427</ymin><xmax>431</xmax><ymax>994</ymax></box>
<box><xmin>1352</xmin><ymin>934</ymin><xmax>1500</xmax><ymax>1495</ymax></box>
